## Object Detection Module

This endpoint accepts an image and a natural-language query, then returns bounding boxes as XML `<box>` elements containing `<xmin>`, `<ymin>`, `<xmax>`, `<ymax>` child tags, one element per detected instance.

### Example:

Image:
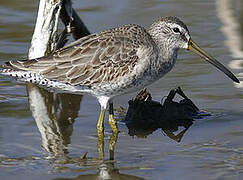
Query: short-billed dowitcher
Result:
<box><xmin>0</xmin><ymin>16</ymin><xmax>239</xmax><ymax>133</ymax></box>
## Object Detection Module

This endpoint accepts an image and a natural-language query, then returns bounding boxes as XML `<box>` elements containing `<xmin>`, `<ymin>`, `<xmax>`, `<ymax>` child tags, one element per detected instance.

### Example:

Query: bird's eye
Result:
<box><xmin>173</xmin><ymin>27</ymin><xmax>180</xmax><ymax>33</ymax></box>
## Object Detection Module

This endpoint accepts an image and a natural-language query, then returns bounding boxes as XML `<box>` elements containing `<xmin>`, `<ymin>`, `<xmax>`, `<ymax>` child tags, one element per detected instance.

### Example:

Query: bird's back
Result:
<box><xmin>0</xmin><ymin>24</ymin><xmax>158</xmax><ymax>95</ymax></box>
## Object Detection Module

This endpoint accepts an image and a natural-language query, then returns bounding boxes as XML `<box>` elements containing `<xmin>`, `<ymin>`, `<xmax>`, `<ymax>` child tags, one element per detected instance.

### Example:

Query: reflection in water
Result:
<box><xmin>27</xmin><ymin>85</ymin><xmax>143</xmax><ymax>179</ymax></box>
<box><xmin>31</xmin><ymin>87</ymin><xmax>207</xmax><ymax>179</ymax></box>
<box><xmin>53</xmin><ymin>132</ymin><xmax>144</xmax><ymax>180</ymax></box>
<box><xmin>215</xmin><ymin>0</ymin><xmax>243</xmax><ymax>88</ymax></box>
<box><xmin>26</xmin><ymin>80</ymin><xmax>145</xmax><ymax>179</ymax></box>
<box><xmin>55</xmin><ymin>169</ymin><xmax>145</xmax><ymax>180</ymax></box>
<box><xmin>25</xmin><ymin>87</ymin><xmax>204</xmax><ymax>179</ymax></box>
<box><xmin>27</xmin><ymin>83</ymin><xmax>82</xmax><ymax>155</ymax></box>
<box><xmin>124</xmin><ymin>87</ymin><xmax>209</xmax><ymax>142</ymax></box>
<box><xmin>19</xmin><ymin>84</ymin><xmax>144</xmax><ymax>179</ymax></box>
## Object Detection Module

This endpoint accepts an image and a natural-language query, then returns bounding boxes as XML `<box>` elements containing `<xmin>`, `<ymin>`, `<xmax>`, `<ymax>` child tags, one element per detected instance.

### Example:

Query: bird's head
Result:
<box><xmin>149</xmin><ymin>16</ymin><xmax>239</xmax><ymax>83</ymax></box>
<box><xmin>149</xmin><ymin>16</ymin><xmax>190</xmax><ymax>50</ymax></box>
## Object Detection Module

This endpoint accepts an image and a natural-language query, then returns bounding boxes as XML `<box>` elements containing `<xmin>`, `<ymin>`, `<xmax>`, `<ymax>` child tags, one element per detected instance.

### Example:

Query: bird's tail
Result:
<box><xmin>0</xmin><ymin>59</ymin><xmax>39</xmax><ymax>82</ymax></box>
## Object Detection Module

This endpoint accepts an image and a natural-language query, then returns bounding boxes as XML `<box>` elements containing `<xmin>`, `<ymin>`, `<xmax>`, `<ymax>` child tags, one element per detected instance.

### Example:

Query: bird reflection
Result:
<box><xmin>53</xmin><ymin>131</ymin><xmax>144</xmax><ymax>180</ymax></box>
<box><xmin>124</xmin><ymin>87</ymin><xmax>209</xmax><ymax>142</ymax></box>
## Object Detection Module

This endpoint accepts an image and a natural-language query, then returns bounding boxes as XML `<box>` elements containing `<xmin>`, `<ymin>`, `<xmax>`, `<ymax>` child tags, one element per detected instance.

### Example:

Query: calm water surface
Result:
<box><xmin>0</xmin><ymin>0</ymin><xmax>243</xmax><ymax>180</ymax></box>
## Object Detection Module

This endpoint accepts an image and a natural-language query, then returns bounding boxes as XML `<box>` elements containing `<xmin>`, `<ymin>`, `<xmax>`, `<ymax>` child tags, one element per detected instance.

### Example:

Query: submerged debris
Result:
<box><xmin>124</xmin><ymin>87</ymin><xmax>210</xmax><ymax>140</ymax></box>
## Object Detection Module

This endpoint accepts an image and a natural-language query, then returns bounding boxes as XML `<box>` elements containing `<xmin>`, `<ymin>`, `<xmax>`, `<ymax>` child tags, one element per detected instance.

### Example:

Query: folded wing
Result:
<box><xmin>3</xmin><ymin>24</ymin><xmax>153</xmax><ymax>86</ymax></box>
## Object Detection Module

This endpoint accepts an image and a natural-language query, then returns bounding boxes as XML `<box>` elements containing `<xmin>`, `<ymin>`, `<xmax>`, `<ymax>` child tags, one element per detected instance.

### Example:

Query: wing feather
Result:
<box><xmin>3</xmin><ymin>24</ymin><xmax>154</xmax><ymax>86</ymax></box>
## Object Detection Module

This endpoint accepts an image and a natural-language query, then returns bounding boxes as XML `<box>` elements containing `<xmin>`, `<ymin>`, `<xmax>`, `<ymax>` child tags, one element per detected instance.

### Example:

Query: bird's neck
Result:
<box><xmin>157</xmin><ymin>46</ymin><xmax>178</xmax><ymax>76</ymax></box>
<box><xmin>148</xmin><ymin>28</ymin><xmax>178</xmax><ymax>60</ymax></box>
<box><xmin>148</xmin><ymin>29</ymin><xmax>178</xmax><ymax>75</ymax></box>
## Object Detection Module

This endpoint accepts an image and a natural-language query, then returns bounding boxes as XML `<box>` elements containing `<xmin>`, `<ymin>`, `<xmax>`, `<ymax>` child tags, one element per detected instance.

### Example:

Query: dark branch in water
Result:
<box><xmin>124</xmin><ymin>87</ymin><xmax>210</xmax><ymax>141</ymax></box>
<box><xmin>55</xmin><ymin>0</ymin><xmax>91</xmax><ymax>51</ymax></box>
<box><xmin>60</xmin><ymin>0</ymin><xmax>90</xmax><ymax>39</ymax></box>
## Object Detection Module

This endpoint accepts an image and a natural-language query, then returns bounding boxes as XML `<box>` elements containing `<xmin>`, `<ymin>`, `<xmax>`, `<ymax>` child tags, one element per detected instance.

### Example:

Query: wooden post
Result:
<box><xmin>28</xmin><ymin>0</ymin><xmax>63</xmax><ymax>59</ymax></box>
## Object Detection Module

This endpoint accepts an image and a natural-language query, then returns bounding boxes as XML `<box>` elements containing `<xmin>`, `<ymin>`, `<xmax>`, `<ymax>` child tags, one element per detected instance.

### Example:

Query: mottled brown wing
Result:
<box><xmin>5</xmin><ymin>24</ymin><xmax>152</xmax><ymax>86</ymax></box>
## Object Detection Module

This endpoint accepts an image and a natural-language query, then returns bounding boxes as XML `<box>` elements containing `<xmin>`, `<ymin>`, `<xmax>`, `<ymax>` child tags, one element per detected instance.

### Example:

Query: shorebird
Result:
<box><xmin>0</xmin><ymin>16</ymin><xmax>239</xmax><ymax>133</ymax></box>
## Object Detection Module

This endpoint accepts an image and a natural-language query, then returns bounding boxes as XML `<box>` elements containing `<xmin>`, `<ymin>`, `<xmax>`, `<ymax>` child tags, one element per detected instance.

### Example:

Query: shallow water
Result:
<box><xmin>0</xmin><ymin>0</ymin><xmax>243</xmax><ymax>180</ymax></box>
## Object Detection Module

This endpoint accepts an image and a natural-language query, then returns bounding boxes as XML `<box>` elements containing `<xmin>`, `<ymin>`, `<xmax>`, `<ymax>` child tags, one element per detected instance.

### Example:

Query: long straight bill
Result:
<box><xmin>187</xmin><ymin>39</ymin><xmax>240</xmax><ymax>83</ymax></box>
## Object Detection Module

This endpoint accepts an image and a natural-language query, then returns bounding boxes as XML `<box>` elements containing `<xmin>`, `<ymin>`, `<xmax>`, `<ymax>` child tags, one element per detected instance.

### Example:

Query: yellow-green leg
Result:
<box><xmin>108</xmin><ymin>102</ymin><xmax>118</xmax><ymax>133</ymax></box>
<box><xmin>97</xmin><ymin>108</ymin><xmax>106</xmax><ymax>133</ymax></box>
